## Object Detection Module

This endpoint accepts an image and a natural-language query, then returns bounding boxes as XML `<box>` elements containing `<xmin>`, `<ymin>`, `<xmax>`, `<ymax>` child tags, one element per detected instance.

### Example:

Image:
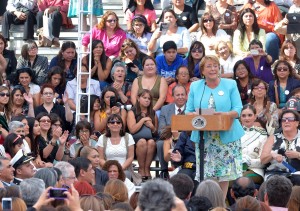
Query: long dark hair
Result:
<box><xmin>187</xmin><ymin>41</ymin><xmax>205</xmax><ymax>77</ymax></box>
<box><xmin>85</xmin><ymin>40</ymin><xmax>108</xmax><ymax>79</ymax></box>
<box><xmin>238</xmin><ymin>8</ymin><xmax>260</xmax><ymax>43</ymax></box>
<box><xmin>46</xmin><ymin>66</ymin><xmax>66</xmax><ymax>91</ymax></box>
<box><xmin>233</xmin><ymin>60</ymin><xmax>254</xmax><ymax>82</ymax></box>
<box><xmin>100</xmin><ymin>87</ymin><xmax>119</xmax><ymax>112</ymax></box>
<box><xmin>126</xmin><ymin>0</ymin><xmax>154</xmax><ymax>13</ymax></box>
<box><xmin>134</xmin><ymin>89</ymin><xmax>155</xmax><ymax>123</ymax></box>
<box><xmin>249</xmin><ymin>78</ymin><xmax>269</xmax><ymax>107</ymax></box>
<box><xmin>158</xmin><ymin>8</ymin><xmax>183</xmax><ymax>27</ymax></box>
<box><xmin>129</xmin><ymin>14</ymin><xmax>151</xmax><ymax>36</ymax></box>
<box><xmin>57</xmin><ymin>41</ymin><xmax>77</xmax><ymax>70</ymax></box>
<box><xmin>26</xmin><ymin>117</ymin><xmax>39</xmax><ymax>157</ymax></box>
<box><xmin>279</xmin><ymin>39</ymin><xmax>300</xmax><ymax>63</ymax></box>
<box><xmin>200</xmin><ymin>13</ymin><xmax>218</xmax><ymax>35</ymax></box>
<box><xmin>273</xmin><ymin>60</ymin><xmax>294</xmax><ymax>81</ymax></box>
<box><xmin>105</xmin><ymin>114</ymin><xmax>126</xmax><ymax>137</ymax></box>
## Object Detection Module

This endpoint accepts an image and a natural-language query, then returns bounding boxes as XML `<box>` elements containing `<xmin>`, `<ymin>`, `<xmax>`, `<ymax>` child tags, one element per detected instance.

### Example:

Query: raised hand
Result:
<box><xmin>59</xmin><ymin>130</ymin><xmax>69</xmax><ymax>145</ymax></box>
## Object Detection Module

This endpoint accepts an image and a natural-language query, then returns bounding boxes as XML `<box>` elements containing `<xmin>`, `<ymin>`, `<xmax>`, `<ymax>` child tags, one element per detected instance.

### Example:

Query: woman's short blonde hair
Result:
<box><xmin>214</xmin><ymin>40</ymin><xmax>233</xmax><ymax>56</ymax></box>
<box><xmin>199</xmin><ymin>55</ymin><xmax>220</xmax><ymax>73</ymax></box>
<box><xmin>104</xmin><ymin>179</ymin><xmax>128</xmax><ymax>203</ymax></box>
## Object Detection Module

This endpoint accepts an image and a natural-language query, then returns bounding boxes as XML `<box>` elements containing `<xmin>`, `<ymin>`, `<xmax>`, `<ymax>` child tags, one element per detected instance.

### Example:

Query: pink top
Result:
<box><xmin>125</xmin><ymin>9</ymin><xmax>157</xmax><ymax>27</ymax></box>
<box><xmin>38</xmin><ymin>0</ymin><xmax>69</xmax><ymax>13</ymax></box>
<box><xmin>82</xmin><ymin>27</ymin><xmax>126</xmax><ymax>57</ymax></box>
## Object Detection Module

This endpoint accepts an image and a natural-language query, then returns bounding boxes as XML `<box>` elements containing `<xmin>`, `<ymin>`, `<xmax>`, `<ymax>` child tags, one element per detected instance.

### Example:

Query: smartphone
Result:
<box><xmin>49</xmin><ymin>188</ymin><xmax>68</xmax><ymax>200</ymax></box>
<box><xmin>2</xmin><ymin>197</ymin><xmax>12</xmax><ymax>210</ymax></box>
<box><xmin>126</xmin><ymin>62</ymin><xmax>135</xmax><ymax>68</ymax></box>
<box><xmin>110</xmin><ymin>96</ymin><xmax>117</xmax><ymax>108</ymax></box>
<box><xmin>250</xmin><ymin>49</ymin><xmax>259</xmax><ymax>55</ymax></box>
<box><xmin>94</xmin><ymin>131</ymin><xmax>101</xmax><ymax>138</ymax></box>
<box><xmin>159</xmin><ymin>22</ymin><xmax>169</xmax><ymax>35</ymax></box>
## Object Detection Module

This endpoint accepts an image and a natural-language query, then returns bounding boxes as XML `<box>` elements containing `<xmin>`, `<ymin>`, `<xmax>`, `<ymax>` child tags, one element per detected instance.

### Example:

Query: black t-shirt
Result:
<box><xmin>163</xmin><ymin>5</ymin><xmax>199</xmax><ymax>29</ymax></box>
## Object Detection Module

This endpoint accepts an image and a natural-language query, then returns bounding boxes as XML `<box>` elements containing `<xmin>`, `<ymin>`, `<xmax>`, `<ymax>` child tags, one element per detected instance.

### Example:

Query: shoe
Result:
<box><xmin>51</xmin><ymin>40</ymin><xmax>60</xmax><ymax>48</ymax></box>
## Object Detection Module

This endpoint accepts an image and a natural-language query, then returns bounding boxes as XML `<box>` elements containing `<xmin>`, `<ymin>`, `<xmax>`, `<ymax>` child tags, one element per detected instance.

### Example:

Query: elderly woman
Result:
<box><xmin>97</xmin><ymin>114</ymin><xmax>134</xmax><ymax>178</ymax></box>
<box><xmin>268</xmin><ymin>60</ymin><xmax>300</xmax><ymax>110</ymax></box>
<box><xmin>240</xmin><ymin>104</ymin><xmax>268</xmax><ymax>184</ymax></box>
<box><xmin>17</xmin><ymin>40</ymin><xmax>48</xmax><ymax>86</ymax></box>
<box><xmin>82</xmin><ymin>11</ymin><xmax>126</xmax><ymax>59</ymax></box>
<box><xmin>110</xmin><ymin>62</ymin><xmax>131</xmax><ymax>105</ymax></box>
<box><xmin>148</xmin><ymin>8</ymin><xmax>191</xmax><ymax>56</ymax></box>
<box><xmin>185</xmin><ymin>55</ymin><xmax>244</xmax><ymax>199</ymax></box>
<box><xmin>261</xmin><ymin>110</ymin><xmax>300</xmax><ymax>185</ymax></box>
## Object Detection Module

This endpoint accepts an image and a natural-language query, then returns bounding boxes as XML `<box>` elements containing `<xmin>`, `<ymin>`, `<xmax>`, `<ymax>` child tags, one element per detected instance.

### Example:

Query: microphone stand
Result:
<box><xmin>199</xmin><ymin>81</ymin><xmax>206</xmax><ymax>182</ymax></box>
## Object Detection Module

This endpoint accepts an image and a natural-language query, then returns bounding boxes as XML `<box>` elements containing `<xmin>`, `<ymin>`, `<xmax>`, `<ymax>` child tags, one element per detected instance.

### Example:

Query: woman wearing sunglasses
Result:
<box><xmin>195</xmin><ymin>13</ymin><xmax>229</xmax><ymax>56</ymax></box>
<box><xmin>97</xmin><ymin>114</ymin><xmax>134</xmax><ymax>179</ymax></box>
<box><xmin>268</xmin><ymin>60</ymin><xmax>300</xmax><ymax>111</ymax></box>
<box><xmin>0</xmin><ymin>85</ymin><xmax>11</xmax><ymax>139</ymax></box>
<box><xmin>249</xmin><ymin>79</ymin><xmax>279</xmax><ymax>135</ymax></box>
<box><xmin>240</xmin><ymin>104</ymin><xmax>268</xmax><ymax>184</ymax></box>
<box><xmin>82</xmin><ymin>11</ymin><xmax>126</xmax><ymax>60</ymax></box>
<box><xmin>261</xmin><ymin>109</ymin><xmax>300</xmax><ymax>185</ymax></box>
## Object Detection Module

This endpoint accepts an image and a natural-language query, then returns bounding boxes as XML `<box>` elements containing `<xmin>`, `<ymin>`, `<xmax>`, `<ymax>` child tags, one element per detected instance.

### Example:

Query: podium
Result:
<box><xmin>171</xmin><ymin>114</ymin><xmax>233</xmax><ymax>181</ymax></box>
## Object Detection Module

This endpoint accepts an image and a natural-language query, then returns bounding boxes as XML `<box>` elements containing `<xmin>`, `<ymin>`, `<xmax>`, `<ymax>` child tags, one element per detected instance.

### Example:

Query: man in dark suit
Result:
<box><xmin>0</xmin><ymin>157</ymin><xmax>15</xmax><ymax>187</ymax></box>
<box><xmin>10</xmin><ymin>149</ymin><xmax>35</xmax><ymax>185</ymax></box>
<box><xmin>157</xmin><ymin>85</ymin><xmax>187</xmax><ymax>179</ymax></box>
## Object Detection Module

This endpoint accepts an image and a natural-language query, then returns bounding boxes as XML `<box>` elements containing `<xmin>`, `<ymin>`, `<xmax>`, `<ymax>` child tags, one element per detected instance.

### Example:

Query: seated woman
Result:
<box><xmin>115</xmin><ymin>39</ymin><xmax>147</xmax><ymax>83</ymax></box>
<box><xmin>103</xmin><ymin>160</ymin><xmax>135</xmax><ymax>198</ymax></box>
<box><xmin>45</xmin><ymin>66</ymin><xmax>66</xmax><ymax>105</ymax></box>
<box><xmin>66</xmin><ymin>64</ymin><xmax>101</xmax><ymax>112</ymax></box>
<box><xmin>17</xmin><ymin>40</ymin><xmax>48</xmax><ymax>86</ymax></box>
<box><xmin>205</xmin><ymin>0</ymin><xmax>237</xmax><ymax>37</ymax></box>
<box><xmin>165</xmin><ymin>66</ymin><xmax>191</xmax><ymax>104</ymax></box>
<box><xmin>232</xmin><ymin>8</ymin><xmax>266</xmax><ymax>58</ymax></box>
<box><xmin>240</xmin><ymin>104</ymin><xmax>268</xmax><ymax>184</ymax></box>
<box><xmin>127</xmin><ymin>89</ymin><xmax>158</xmax><ymax>180</ymax></box>
<box><xmin>69</xmin><ymin>120</ymin><xmax>97</xmax><ymax>158</ymax></box>
<box><xmin>131</xmin><ymin>56</ymin><xmax>168</xmax><ymax>111</ymax></box>
<box><xmin>249</xmin><ymin>79</ymin><xmax>279</xmax><ymax>134</ymax></box>
<box><xmin>37</xmin><ymin>0</ymin><xmax>72</xmax><ymax>48</ymax></box>
<box><xmin>96</xmin><ymin>114</ymin><xmax>134</xmax><ymax>178</ymax></box>
<box><xmin>125</xmin><ymin>0</ymin><xmax>156</xmax><ymax>32</ymax></box>
<box><xmin>279</xmin><ymin>40</ymin><xmax>300</xmax><ymax>79</ymax></box>
<box><xmin>183</xmin><ymin>41</ymin><xmax>205</xmax><ymax>81</ymax></box>
<box><xmin>81</xmin><ymin>40</ymin><xmax>112</xmax><ymax>89</ymax></box>
<box><xmin>268</xmin><ymin>60</ymin><xmax>300</xmax><ymax>110</ymax></box>
<box><xmin>110</xmin><ymin>62</ymin><xmax>131</xmax><ymax>105</ymax></box>
<box><xmin>0</xmin><ymin>34</ymin><xmax>17</xmax><ymax>82</ymax></box>
<box><xmin>243</xmin><ymin>39</ymin><xmax>273</xmax><ymax>84</ymax></box>
<box><xmin>94</xmin><ymin>87</ymin><xmax>127</xmax><ymax>134</ymax></box>
<box><xmin>261</xmin><ymin>109</ymin><xmax>300</xmax><ymax>185</ymax></box>
<box><xmin>233</xmin><ymin>60</ymin><xmax>256</xmax><ymax>105</ymax></box>
<box><xmin>195</xmin><ymin>13</ymin><xmax>229</xmax><ymax>56</ymax></box>
<box><xmin>0</xmin><ymin>86</ymin><xmax>12</xmax><ymax>139</ymax></box>
<box><xmin>13</xmin><ymin>67</ymin><xmax>40</xmax><ymax>107</ymax></box>
<box><xmin>3</xmin><ymin>133</ymin><xmax>25</xmax><ymax>159</ymax></box>
<box><xmin>49</xmin><ymin>41</ymin><xmax>77</xmax><ymax>82</ymax></box>
<box><xmin>82</xmin><ymin>11</ymin><xmax>126</xmax><ymax>60</ymax></box>
<box><xmin>148</xmin><ymin>9</ymin><xmax>191</xmax><ymax>56</ymax></box>
<box><xmin>36</xmin><ymin>112</ymin><xmax>69</xmax><ymax>163</ymax></box>
<box><xmin>11</xmin><ymin>86</ymin><xmax>34</xmax><ymax>118</ymax></box>
<box><xmin>126</xmin><ymin>15</ymin><xmax>153</xmax><ymax>55</ymax></box>
<box><xmin>80</xmin><ymin>95</ymin><xmax>101</xmax><ymax>133</ymax></box>
<box><xmin>215</xmin><ymin>40</ymin><xmax>241</xmax><ymax>79</ymax></box>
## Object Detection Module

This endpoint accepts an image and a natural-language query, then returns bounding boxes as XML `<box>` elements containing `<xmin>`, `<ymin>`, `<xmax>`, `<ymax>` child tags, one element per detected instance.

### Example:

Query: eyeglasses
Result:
<box><xmin>253</xmin><ymin>86</ymin><xmax>266</xmax><ymax>90</ymax></box>
<box><xmin>241</xmin><ymin>114</ymin><xmax>254</xmax><ymax>117</ymax></box>
<box><xmin>282</xmin><ymin>117</ymin><xmax>297</xmax><ymax>122</ymax></box>
<box><xmin>43</xmin><ymin>92</ymin><xmax>54</xmax><ymax>96</ymax></box>
<box><xmin>0</xmin><ymin>92</ymin><xmax>10</xmax><ymax>97</ymax></box>
<box><xmin>191</xmin><ymin>48</ymin><xmax>203</xmax><ymax>53</ymax></box>
<box><xmin>277</xmin><ymin>67</ymin><xmax>289</xmax><ymax>72</ymax></box>
<box><xmin>134</xmin><ymin>23</ymin><xmax>144</xmax><ymax>27</ymax></box>
<box><xmin>28</xmin><ymin>47</ymin><xmax>38</xmax><ymax>51</ymax></box>
<box><xmin>203</xmin><ymin>19</ymin><xmax>213</xmax><ymax>23</ymax></box>
<box><xmin>53</xmin><ymin>123</ymin><xmax>61</xmax><ymax>127</ymax></box>
<box><xmin>108</xmin><ymin>120</ymin><xmax>121</xmax><ymax>125</ymax></box>
<box><xmin>39</xmin><ymin>119</ymin><xmax>51</xmax><ymax>123</ymax></box>
<box><xmin>80</xmin><ymin>129</ymin><xmax>90</xmax><ymax>134</ymax></box>
<box><xmin>106</xmin><ymin>19</ymin><xmax>117</xmax><ymax>23</ymax></box>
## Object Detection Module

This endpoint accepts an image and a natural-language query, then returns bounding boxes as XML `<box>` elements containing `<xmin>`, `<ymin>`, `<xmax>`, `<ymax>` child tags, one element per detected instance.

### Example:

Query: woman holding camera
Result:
<box><xmin>94</xmin><ymin>87</ymin><xmax>127</xmax><ymax>134</ymax></box>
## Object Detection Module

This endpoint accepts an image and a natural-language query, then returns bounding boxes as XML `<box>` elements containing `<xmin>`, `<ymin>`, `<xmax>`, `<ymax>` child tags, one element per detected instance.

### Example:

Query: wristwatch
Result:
<box><xmin>50</xmin><ymin>141</ymin><xmax>57</xmax><ymax>147</ymax></box>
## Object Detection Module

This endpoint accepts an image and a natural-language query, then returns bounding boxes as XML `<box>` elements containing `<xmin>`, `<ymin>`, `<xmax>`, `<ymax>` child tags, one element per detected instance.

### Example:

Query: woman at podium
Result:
<box><xmin>185</xmin><ymin>55</ymin><xmax>244</xmax><ymax>199</ymax></box>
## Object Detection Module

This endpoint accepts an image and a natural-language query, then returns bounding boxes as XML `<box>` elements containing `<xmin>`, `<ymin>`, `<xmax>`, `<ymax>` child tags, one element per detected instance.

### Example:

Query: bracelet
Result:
<box><xmin>50</xmin><ymin>141</ymin><xmax>57</xmax><ymax>147</ymax></box>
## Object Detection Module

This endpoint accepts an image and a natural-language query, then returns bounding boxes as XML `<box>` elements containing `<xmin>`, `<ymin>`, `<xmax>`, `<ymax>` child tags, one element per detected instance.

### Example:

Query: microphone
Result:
<box><xmin>198</xmin><ymin>81</ymin><xmax>206</xmax><ymax>115</ymax></box>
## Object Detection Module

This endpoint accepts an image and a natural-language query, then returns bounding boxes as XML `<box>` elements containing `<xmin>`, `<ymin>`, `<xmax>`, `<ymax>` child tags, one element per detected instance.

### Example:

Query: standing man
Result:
<box><xmin>2</xmin><ymin>0</ymin><xmax>38</xmax><ymax>41</ymax></box>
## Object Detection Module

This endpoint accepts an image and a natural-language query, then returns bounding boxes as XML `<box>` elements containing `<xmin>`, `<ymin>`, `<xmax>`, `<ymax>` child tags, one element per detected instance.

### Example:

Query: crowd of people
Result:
<box><xmin>0</xmin><ymin>0</ymin><xmax>300</xmax><ymax>210</ymax></box>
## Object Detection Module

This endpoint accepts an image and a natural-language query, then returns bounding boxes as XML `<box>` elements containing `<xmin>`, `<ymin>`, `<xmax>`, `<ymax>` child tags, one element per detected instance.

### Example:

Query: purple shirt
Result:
<box><xmin>82</xmin><ymin>27</ymin><xmax>126</xmax><ymax>58</ymax></box>
<box><xmin>243</xmin><ymin>56</ymin><xmax>273</xmax><ymax>84</ymax></box>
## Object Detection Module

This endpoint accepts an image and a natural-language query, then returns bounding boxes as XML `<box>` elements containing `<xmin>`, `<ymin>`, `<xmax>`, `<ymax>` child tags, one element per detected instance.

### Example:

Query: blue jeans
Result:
<box><xmin>265</xmin><ymin>32</ymin><xmax>280</xmax><ymax>62</ymax></box>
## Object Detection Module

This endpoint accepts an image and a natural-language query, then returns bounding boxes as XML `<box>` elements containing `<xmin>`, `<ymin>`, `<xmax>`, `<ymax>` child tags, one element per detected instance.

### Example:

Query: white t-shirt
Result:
<box><xmin>96</xmin><ymin>134</ymin><xmax>135</xmax><ymax>165</ymax></box>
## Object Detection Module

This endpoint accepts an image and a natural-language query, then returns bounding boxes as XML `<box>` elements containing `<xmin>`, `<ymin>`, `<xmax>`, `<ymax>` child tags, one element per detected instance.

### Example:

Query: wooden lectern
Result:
<box><xmin>171</xmin><ymin>114</ymin><xmax>233</xmax><ymax>181</ymax></box>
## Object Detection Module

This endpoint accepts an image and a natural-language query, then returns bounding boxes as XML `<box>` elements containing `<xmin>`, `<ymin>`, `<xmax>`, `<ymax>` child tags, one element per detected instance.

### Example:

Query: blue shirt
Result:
<box><xmin>156</xmin><ymin>54</ymin><xmax>184</xmax><ymax>78</ymax></box>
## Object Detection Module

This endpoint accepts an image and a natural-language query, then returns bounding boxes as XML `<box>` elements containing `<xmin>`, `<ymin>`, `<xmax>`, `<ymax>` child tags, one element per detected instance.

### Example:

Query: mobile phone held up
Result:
<box><xmin>49</xmin><ymin>188</ymin><xmax>68</xmax><ymax>200</ymax></box>
<box><xmin>159</xmin><ymin>22</ymin><xmax>169</xmax><ymax>35</ymax></box>
<box><xmin>110</xmin><ymin>96</ymin><xmax>117</xmax><ymax>108</ymax></box>
<box><xmin>2</xmin><ymin>197</ymin><xmax>12</xmax><ymax>211</ymax></box>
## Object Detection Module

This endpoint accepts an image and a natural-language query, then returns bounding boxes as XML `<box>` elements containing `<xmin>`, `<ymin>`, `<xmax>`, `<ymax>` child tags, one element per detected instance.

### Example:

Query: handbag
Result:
<box><xmin>287</xmin><ymin>13</ymin><xmax>300</xmax><ymax>34</ymax></box>
<box><xmin>37</xmin><ymin>14</ymin><xmax>54</xmax><ymax>47</ymax></box>
<box><xmin>132</xmin><ymin>125</ymin><xmax>153</xmax><ymax>141</ymax></box>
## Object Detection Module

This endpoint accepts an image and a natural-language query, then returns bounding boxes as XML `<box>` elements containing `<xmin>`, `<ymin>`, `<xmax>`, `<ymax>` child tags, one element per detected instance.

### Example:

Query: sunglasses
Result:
<box><xmin>253</xmin><ymin>86</ymin><xmax>266</xmax><ymax>90</ymax></box>
<box><xmin>277</xmin><ymin>67</ymin><xmax>289</xmax><ymax>72</ymax></box>
<box><xmin>203</xmin><ymin>18</ymin><xmax>213</xmax><ymax>23</ymax></box>
<box><xmin>282</xmin><ymin>117</ymin><xmax>297</xmax><ymax>122</ymax></box>
<box><xmin>108</xmin><ymin>120</ymin><xmax>121</xmax><ymax>125</ymax></box>
<box><xmin>106</xmin><ymin>19</ymin><xmax>117</xmax><ymax>23</ymax></box>
<box><xmin>0</xmin><ymin>92</ymin><xmax>10</xmax><ymax>97</ymax></box>
<box><xmin>40</xmin><ymin>119</ymin><xmax>51</xmax><ymax>123</ymax></box>
<box><xmin>191</xmin><ymin>48</ymin><xmax>203</xmax><ymax>53</ymax></box>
